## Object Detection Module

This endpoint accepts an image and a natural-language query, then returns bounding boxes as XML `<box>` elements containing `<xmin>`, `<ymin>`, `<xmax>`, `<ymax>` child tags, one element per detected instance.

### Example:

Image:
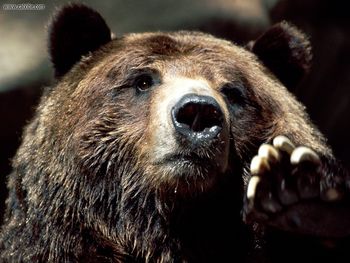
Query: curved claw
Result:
<box><xmin>291</xmin><ymin>146</ymin><xmax>321</xmax><ymax>165</ymax></box>
<box><xmin>258</xmin><ymin>144</ymin><xmax>280</xmax><ymax>162</ymax></box>
<box><xmin>273</xmin><ymin>135</ymin><xmax>295</xmax><ymax>155</ymax></box>
<box><xmin>247</xmin><ymin>176</ymin><xmax>261</xmax><ymax>202</ymax></box>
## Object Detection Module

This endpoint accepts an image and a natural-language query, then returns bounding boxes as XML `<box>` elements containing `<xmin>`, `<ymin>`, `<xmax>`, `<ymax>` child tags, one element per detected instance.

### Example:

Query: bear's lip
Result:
<box><xmin>156</xmin><ymin>152</ymin><xmax>225</xmax><ymax>172</ymax></box>
<box><xmin>165</xmin><ymin>153</ymin><xmax>209</xmax><ymax>166</ymax></box>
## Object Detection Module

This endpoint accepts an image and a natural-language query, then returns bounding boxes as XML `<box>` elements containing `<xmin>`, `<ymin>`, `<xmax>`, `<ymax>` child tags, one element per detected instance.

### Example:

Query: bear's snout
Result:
<box><xmin>171</xmin><ymin>94</ymin><xmax>224</xmax><ymax>145</ymax></box>
<box><xmin>145</xmin><ymin>77</ymin><xmax>231</xmax><ymax>173</ymax></box>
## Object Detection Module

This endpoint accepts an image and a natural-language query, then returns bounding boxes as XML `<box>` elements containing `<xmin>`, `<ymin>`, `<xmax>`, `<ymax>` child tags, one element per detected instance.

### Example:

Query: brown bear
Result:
<box><xmin>1</xmin><ymin>4</ymin><xmax>349</xmax><ymax>263</ymax></box>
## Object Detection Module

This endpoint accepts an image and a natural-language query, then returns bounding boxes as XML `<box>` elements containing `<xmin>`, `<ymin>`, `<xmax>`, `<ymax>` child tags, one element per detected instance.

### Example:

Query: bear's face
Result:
<box><xmin>47</xmin><ymin>31</ymin><xmax>287</xmax><ymax>197</ymax></box>
<box><xmin>76</xmin><ymin>33</ymin><xmax>240</xmax><ymax>195</ymax></box>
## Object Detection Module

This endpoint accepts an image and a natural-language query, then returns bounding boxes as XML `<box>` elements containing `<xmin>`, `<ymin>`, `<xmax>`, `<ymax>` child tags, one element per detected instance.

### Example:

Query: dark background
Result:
<box><xmin>1</xmin><ymin>0</ymin><xmax>349</xmax><ymax>224</ymax></box>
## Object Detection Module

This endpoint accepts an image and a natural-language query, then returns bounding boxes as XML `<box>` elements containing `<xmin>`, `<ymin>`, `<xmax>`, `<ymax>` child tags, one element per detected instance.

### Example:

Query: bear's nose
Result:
<box><xmin>171</xmin><ymin>94</ymin><xmax>224</xmax><ymax>143</ymax></box>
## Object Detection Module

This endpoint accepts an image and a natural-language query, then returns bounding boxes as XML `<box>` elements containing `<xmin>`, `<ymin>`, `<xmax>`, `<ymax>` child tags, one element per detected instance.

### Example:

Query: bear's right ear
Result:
<box><xmin>48</xmin><ymin>4</ymin><xmax>112</xmax><ymax>78</ymax></box>
<box><xmin>247</xmin><ymin>21</ymin><xmax>312</xmax><ymax>90</ymax></box>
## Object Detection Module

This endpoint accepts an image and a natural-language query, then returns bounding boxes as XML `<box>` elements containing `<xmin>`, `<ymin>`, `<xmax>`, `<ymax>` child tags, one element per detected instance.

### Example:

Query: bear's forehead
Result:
<box><xmin>92</xmin><ymin>31</ymin><xmax>255</xmax><ymax>84</ymax></box>
<box><xmin>112</xmin><ymin>31</ymin><xmax>249</xmax><ymax>63</ymax></box>
<box><xmin>124</xmin><ymin>31</ymin><xmax>232</xmax><ymax>53</ymax></box>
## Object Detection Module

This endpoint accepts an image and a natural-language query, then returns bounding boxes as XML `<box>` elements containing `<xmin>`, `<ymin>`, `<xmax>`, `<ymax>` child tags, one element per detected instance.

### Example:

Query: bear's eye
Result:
<box><xmin>220</xmin><ymin>83</ymin><xmax>245</xmax><ymax>105</ymax></box>
<box><xmin>134</xmin><ymin>74</ymin><xmax>154</xmax><ymax>92</ymax></box>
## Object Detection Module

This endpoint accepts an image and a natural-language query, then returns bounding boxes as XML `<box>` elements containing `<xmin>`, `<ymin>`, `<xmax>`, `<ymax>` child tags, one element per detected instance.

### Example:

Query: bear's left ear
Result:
<box><xmin>248</xmin><ymin>21</ymin><xmax>312</xmax><ymax>89</ymax></box>
<box><xmin>48</xmin><ymin>4</ymin><xmax>112</xmax><ymax>78</ymax></box>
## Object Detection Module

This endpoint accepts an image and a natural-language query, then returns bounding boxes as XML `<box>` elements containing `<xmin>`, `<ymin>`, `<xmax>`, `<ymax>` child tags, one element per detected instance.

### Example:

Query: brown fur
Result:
<box><xmin>0</xmin><ymin>5</ymin><xmax>338</xmax><ymax>263</ymax></box>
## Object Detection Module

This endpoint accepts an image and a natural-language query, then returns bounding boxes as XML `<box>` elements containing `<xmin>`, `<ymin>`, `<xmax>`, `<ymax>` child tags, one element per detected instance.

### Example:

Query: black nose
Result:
<box><xmin>171</xmin><ymin>94</ymin><xmax>224</xmax><ymax>142</ymax></box>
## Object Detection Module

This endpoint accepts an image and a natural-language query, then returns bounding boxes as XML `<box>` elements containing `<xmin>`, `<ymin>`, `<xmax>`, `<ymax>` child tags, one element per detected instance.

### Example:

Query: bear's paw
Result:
<box><xmin>244</xmin><ymin>135</ymin><xmax>350</xmax><ymax>238</ymax></box>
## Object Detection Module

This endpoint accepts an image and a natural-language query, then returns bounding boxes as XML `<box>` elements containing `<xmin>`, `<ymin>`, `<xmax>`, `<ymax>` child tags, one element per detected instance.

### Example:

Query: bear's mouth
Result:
<box><xmin>163</xmin><ymin>153</ymin><xmax>213</xmax><ymax>167</ymax></box>
<box><xmin>151</xmin><ymin>150</ymin><xmax>230</xmax><ymax>194</ymax></box>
